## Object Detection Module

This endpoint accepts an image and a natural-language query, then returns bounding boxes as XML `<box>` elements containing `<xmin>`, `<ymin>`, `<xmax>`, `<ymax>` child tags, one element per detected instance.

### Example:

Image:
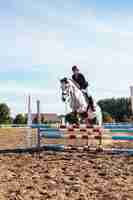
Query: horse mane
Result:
<box><xmin>69</xmin><ymin>79</ymin><xmax>80</xmax><ymax>90</ymax></box>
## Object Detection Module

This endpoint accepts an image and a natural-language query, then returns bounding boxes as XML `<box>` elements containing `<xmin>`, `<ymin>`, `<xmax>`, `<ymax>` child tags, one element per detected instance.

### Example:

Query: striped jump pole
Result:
<box><xmin>110</xmin><ymin>129</ymin><xmax>133</xmax><ymax>133</ymax></box>
<box><xmin>39</xmin><ymin>129</ymin><xmax>133</xmax><ymax>141</ymax></box>
<box><xmin>104</xmin><ymin>125</ymin><xmax>133</xmax><ymax>129</ymax></box>
<box><xmin>112</xmin><ymin>135</ymin><xmax>133</xmax><ymax>140</ymax></box>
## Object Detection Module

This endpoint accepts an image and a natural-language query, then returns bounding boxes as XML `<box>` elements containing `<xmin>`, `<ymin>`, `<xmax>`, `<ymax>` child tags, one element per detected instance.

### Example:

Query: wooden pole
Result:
<box><xmin>27</xmin><ymin>95</ymin><xmax>32</xmax><ymax>147</ymax></box>
<box><xmin>37</xmin><ymin>100</ymin><xmax>41</xmax><ymax>149</ymax></box>
<box><xmin>130</xmin><ymin>86</ymin><xmax>133</xmax><ymax>115</ymax></box>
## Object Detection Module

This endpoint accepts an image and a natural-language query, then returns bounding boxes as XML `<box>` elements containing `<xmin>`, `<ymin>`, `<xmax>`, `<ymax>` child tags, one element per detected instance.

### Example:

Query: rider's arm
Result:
<box><xmin>80</xmin><ymin>73</ymin><xmax>88</xmax><ymax>89</ymax></box>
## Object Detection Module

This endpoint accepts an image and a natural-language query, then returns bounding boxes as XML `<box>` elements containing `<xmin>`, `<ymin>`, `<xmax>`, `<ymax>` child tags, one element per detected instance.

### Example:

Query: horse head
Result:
<box><xmin>60</xmin><ymin>77</ymin><xmax>70</xmax><ymax>102</ymax></box>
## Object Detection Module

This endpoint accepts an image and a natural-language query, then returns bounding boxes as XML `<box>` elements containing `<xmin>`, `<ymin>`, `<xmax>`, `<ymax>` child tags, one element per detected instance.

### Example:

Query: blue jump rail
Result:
<box><xmin>40</xmin><ymin>128</ymin><xmax>60</xmax><ymax>132</ymax></box>
<box><xmin>40</xmin><ymin>131</ymin><xmax>64</xmax><ymax>139</ymax></box>
<box><xmin>31</xmin><ymin>124</ymin><xmax>53</xmax><ymax>129</ymax></box>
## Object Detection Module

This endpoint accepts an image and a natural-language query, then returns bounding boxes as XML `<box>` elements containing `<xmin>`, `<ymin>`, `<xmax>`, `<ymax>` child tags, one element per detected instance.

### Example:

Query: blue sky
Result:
<box><xmin>0</xmin><ymin>0</ymin><xmax>133</xmax><ymax>116</ymax></box>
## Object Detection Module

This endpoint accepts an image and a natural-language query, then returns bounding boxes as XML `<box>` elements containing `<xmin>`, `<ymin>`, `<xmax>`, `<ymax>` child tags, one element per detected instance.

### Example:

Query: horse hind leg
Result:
<box><xmin>96</xmin><ymin>112</ymin><xmax>102</xmax><ymax>127</ymax></box>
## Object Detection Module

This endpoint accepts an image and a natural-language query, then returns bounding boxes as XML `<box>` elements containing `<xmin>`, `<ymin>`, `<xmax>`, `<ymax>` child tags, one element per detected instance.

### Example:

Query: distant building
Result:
<box><xmin>31</xmin><ymin>113</ymin><xmax>61</xmax><ymax>124</ymax></box>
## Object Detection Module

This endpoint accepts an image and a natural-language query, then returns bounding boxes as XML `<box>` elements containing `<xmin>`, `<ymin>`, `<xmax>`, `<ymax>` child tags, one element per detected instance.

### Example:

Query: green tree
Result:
<box><xmin>98</xmin><ymin>98</ymin><xmax>132</xmax><ymax>122</ymax></box>
<box><xmin>13</xmin><ymin>114</ymin><xmax>26</xmax><ymax>124</ymax></box>
<box><xmin>0</xmin><ymin>103</ymin><xmax>12</xmax><ymax>124</ymax></box>
<box><xmin>65</xmin><ymin>112</ymin><xmax>79</xmax><ymax>124</ymax></box>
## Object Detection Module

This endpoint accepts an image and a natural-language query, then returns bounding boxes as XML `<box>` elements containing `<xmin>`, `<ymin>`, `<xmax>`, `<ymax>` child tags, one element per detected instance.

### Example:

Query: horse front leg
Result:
<box><xmin>85</xmin><ymin>112</ymin><xmax>94</xmax><ymax>128</ymax></box>
<box><xmin>73</xmin><ymin>111</ymin><xmax>80</xmax><ymax>125</ymax></box>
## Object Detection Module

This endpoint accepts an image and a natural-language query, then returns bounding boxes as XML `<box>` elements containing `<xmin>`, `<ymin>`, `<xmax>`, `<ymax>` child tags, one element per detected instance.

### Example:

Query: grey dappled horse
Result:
<box><xmin>60</xmin><ymin>78</ymin><xmax>102</xmax><ymax>126</ymax></box>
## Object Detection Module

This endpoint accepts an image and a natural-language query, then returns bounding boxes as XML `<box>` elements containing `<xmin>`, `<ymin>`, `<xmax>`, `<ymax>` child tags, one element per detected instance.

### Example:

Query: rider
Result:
<box><xmin>72</xmin><ymin>65</ymin><xmax>95</xmax><ymax>112</ymax></box>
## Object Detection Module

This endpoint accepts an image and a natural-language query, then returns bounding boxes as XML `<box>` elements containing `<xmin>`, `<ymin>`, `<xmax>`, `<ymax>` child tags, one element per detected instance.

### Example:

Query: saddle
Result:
<box><xmin>71</xmin><ymin>79</ymin><xmax>95</xmax><ymax>112</ymax></box>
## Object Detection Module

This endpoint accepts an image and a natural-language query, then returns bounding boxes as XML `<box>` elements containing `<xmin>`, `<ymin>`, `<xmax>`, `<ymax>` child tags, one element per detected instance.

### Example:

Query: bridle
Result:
<box><xmin>61</xmin><ymin>79</ymin><xmax>72</xmax><ymax>102</ymax></box>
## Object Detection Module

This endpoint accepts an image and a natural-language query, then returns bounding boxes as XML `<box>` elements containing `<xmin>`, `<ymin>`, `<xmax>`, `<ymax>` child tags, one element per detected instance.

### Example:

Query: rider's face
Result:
<box><xmin>73</xmin><ymin>69</ymin><xmax>79</xmax><ymax>74</ymax></box>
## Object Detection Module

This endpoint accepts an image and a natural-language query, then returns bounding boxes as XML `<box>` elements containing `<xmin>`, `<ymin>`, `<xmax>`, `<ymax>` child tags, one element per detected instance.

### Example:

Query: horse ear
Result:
<box><xmin>64</xmin><ymin>77</ymin><xmax>68</xmax><ymax>82</ymax></box>
<box><xmin>60</xmin><ymin>78</ymin><xmax>64</xmax><ymax>83</ymax></box>
<box><xmin>60</xmin><ymin>77</ymin><xmax>68</xmax><ymax>83</ymax></box>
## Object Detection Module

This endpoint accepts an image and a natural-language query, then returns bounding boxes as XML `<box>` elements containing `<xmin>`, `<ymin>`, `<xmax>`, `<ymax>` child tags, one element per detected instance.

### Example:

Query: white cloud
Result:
<box><xmin>0</xmin><ymin>80</ymin><xmax>64</xmax><ymax>116</ymax></box>
<box><xmin>0</xmin><ymin>1</ymin><xmax>133</xmax><ymax>114</ymax></box>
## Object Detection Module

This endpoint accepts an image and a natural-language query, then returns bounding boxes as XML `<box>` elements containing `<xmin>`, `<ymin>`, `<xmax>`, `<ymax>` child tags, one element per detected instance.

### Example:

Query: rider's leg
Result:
<box><xmin>87</xmin><ymin>96</ymin><xmax>95</xmax><ymax>111</ymax></box>
<box><xmin>82</xmin><ymin>89</ymin><xmax>95</xmax><ymax>111</ymax></box>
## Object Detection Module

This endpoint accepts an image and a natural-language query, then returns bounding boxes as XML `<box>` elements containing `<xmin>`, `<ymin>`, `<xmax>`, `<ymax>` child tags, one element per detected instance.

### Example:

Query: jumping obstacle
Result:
<box><xmin>32</xmin><ymin>126</ymin><xmax>133</xmax><ymax>141</ymax></box>
<box><xmin>30</xmin><ymin>100</ymin><xmax>102</xmax><ymax>150</ymax></box>
<box><xmin>26</xmin><ymin>99</ymin><xmax>102</xmax><ymax>151</ymax></box>
<box><xmin>27</xmin><ymin>98</ymin><xmax>133</xmax><ymax>155</ymax></box>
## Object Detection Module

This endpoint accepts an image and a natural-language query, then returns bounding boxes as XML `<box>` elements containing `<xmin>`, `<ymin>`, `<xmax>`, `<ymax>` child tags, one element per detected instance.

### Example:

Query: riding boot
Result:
<box><xmin>82</xmin><ymin>91</ymin><xmax>95</xmax><ymax>112</ymax></box>
<box><xmin>88</xmin><ymin>96</ymin><xmax>95</xmax><ymax>111</ymax></box>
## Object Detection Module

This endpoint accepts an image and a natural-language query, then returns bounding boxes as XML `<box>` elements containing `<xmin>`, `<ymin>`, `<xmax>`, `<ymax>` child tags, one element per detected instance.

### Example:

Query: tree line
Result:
<box><xmin>0</xmin><ymin>103</ymin><xmax>27</xmax><ymax>124</ymax></box>
<box><xmin>98</xmin><ymin>97</ymin><xmax>132</xmax><ymax>123</ymax></box>
<box><xmin>0</xmin><ymin>97</ymin><xmax>132</xmax><ymax>124</ymax></box>
<box><xmin>0</xmin><ymin>103</ymin><xmax>59</xmax><ymax>125</ymax></box>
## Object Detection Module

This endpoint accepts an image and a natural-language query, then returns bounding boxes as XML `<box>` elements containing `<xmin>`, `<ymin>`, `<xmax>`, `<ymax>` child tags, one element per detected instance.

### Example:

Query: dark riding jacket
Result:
<box><xmin>72</xmin><ymin>73</ymin><xmax>88</xmax><ymax>90</ymax></box>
